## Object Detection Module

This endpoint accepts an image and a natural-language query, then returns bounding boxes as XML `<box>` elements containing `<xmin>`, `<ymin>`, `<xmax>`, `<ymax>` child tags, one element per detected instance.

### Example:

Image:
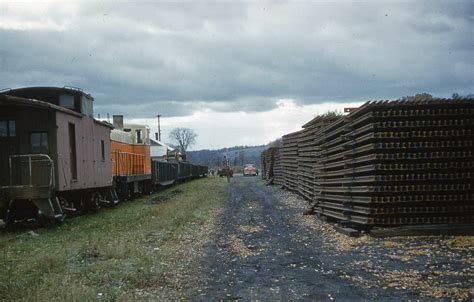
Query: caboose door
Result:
<box><xmin>68</xmin><ymin>123</ymin><xmax>78</xmax><ymax>181</ymax></box>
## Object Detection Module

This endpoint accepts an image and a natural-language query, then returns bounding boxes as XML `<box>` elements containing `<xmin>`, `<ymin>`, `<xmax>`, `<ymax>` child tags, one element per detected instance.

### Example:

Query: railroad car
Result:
<box><xmin>198</xmin><ymin>165</ymin><xmax>208</xmax><ymax>177</ymax></box>
<box><xmin>111</xmin><ymin>115</ymin><xmax>152</xmax><ymax>199</ymax></box>
<box><xmin>178</xmin><ymin>161</ymin><xmax>193</xmax><ymax>180</ymax></box>
<box><xmin>0</xmin><ymin>86</ymin><xmax>208</xmax><ymax>226</ymax></box>
<box><xmin>151</xmin><ymin>160</ymin><xmax>178</xmax><ymax>186</ymax></box>
<box><xmin>0</xmin><ymin>87</ymin><xmax>116</xmax><ymax>224</ymax></box>
<box><xmin>151</xmin><ymin>160</ymin><xmax>207</xmax><ymax>187</ymax></box>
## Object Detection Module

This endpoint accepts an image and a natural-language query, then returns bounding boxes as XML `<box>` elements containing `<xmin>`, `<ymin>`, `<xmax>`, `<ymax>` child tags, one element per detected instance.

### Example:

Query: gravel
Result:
<box><xmin>161</xmin><ymin>176</ymin><xmax>474</xmax><ymax>300</ymax></box>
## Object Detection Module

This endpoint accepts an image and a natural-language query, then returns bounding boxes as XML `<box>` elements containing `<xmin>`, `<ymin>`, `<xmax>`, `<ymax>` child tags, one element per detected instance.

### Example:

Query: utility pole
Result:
<box><xmin>156</xmin><ymin>114</ymin><xmax>162</xmax><ymax>141</ymax></box>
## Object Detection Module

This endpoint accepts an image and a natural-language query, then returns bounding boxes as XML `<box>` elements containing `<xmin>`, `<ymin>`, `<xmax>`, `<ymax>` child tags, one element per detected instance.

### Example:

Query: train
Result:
<box><xmin>0</xmin><ymin>86</ymin><xmax>208</xmax><ymax>226</ymax></box>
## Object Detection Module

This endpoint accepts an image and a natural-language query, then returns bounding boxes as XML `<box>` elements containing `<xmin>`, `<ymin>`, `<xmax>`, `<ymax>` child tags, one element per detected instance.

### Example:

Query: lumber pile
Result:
<box><xmin>260</xmin><ymin>151</ymin><xmax>267</xmax><ymax>180</ymax></box>
<box><xmin>273</xmin><ymin>147</ymin><xmax>283</xmax><ymax>185</ymax></box>
<box><xmin>281</xmin><ymin>131</ymin><xmax>302</xmax><ymax>191</ymax></box>
<box><xmin>297</xmin><ymin>115</ymin><xmax>341</xmax><ymax>201</ymax></box>
<box><xmin>261</xmin><ymin>147</ymin><xmax>277</xmax><ymax>180</ymax></box>
<box><xmin>314</xmin><ymin>98</ymin><xmax>474</xmax><ymax>227</ymax></box>
<box><xmin>262</xmin><ymin>96</ymin><xmax>474</xmax><ymax>229</ymax></box>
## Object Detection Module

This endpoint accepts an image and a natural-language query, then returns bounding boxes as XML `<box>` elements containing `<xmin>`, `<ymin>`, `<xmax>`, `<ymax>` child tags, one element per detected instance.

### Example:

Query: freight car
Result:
<box><xmin>0</xmin><ymin>87</ymin><xmax>116</xmax><ymax>224</ymax></box>
<box><xmin>151</xmin><ymin>160</ymin><xmax>207</xmax><ymax>187</ymax></box>
<box><xmin>0</xmin><ymin>86</ymin><xmax>208</xmax><ymax>226</ymax></box>
<box><xmin>178</xmin><ymin>161</ymin><xmax>193</xmax><ymax>180</ymax></box>
<box><xmin>151</xmin><ymin>160</ymin><xmax>178</xmax><ymax>186</ymax></box>
<box><xmin>192</xmin><ymin>165</ymin><xmax>208</xmax><ymax>178</ymax></box>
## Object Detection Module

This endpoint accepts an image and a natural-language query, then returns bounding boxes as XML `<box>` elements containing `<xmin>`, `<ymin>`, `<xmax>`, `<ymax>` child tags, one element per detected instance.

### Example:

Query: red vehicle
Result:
<box><xmin>243</xmin><ymin>164</ymin><xmax>258</xmax><ymax>177</ymax></box>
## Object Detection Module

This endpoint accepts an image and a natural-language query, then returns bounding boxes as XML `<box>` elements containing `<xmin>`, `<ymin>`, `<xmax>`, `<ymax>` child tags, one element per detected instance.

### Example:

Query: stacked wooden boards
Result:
<box><xmin>260</xmin><ymin>147</ymin><xmax>283</xmax><ymax>185</ymax></box>
<box><xmin>297</xmin><ymin>115</ymin><xmax>342</xmax><ymax>201</ymax></box>
<box><xmin>281</xmin><ymin>131</ymin><xmax>302</xmax><ymax>191</ymax></box>
<box><xmin>262</xmin><ymin>97</ymin><xmax>474</xmax><ymax>229</ymax></box>
<box><xmin>273</xmin><ymin>147</ymin><xmax>283</xmax><ymax>185</ymax></box>
<box><xmin>261</xmin><ymin>147</ymin><xmax>276</xmax><ymax>180</ymax></box>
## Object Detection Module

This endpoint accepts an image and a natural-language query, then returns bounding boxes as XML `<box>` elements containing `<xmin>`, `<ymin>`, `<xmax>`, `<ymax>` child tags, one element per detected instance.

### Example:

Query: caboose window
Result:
<box><xmin>136</xmin><ymin>129</ymin><xmax>143</xmax><ymax>144</ymax></box>
<box><xmin>0</xmin><ymin>120</ymin><xmax>16</xmax><ymax>137</ymax></box>
<box><xmin>101</xmin><ymin>140</ymin><xmax>105</xmax><ymax>160</ymax></box>
<box><xmin>8</xmin><ymin>121</ymin><xmax>15</xmax><ymax>137</ymax></box>
<box><xmin>30</xmin><ymin>132</ymin><xmax>49</xmax><ymax>153</ymax></box>
<box><xmin>0</xmin><ymin>121</ymin><xmax>7</xmax><ymax>137</ymax></box>
<box><xmin>59</xmin><ymin>94</ymin><xmax>75</xmax><ymax>109</ymax></box>
<box><xmin>81</xmin><ymin>95</ymin><xmax>94</xmax><ymax>117</ymax></box>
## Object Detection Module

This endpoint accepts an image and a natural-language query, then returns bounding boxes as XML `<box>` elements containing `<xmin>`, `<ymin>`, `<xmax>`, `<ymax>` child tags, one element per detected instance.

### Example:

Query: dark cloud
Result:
<box><xmin>1</xmin><ymin>0</ymin><xmax>472</xmax><ymax>118</ymax></box>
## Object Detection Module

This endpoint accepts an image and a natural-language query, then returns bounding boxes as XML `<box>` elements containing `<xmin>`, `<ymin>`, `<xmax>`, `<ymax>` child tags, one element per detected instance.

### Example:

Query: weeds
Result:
<box><xmin>0</xmin><ymin>177</ymin><xmax>226</xmax><ymax>300</ymax></box>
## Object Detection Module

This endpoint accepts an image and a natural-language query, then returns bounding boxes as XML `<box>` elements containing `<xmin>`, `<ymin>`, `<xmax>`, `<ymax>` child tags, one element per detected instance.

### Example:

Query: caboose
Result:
<box><xmin>0</xmin><ymin>87</ymin><xmax>115</xmax><ymax>225</ymax></box>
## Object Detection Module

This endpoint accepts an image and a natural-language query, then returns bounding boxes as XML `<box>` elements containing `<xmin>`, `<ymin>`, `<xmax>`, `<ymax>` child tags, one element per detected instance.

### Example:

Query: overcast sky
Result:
<box><xmin>1</xmin><ymin>0</ymin><xmax>473</xmax><ymax>149</ymax></box>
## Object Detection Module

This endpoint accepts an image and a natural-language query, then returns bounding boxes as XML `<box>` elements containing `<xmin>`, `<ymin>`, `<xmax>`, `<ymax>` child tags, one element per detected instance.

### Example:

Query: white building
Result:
<box><xmin>150</xmin><ymin>138</ymin><xmax>172</xmax><ymax>159</ymax></box>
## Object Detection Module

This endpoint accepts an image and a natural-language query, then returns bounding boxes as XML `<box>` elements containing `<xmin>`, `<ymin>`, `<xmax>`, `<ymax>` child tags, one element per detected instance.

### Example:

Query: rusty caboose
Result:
<box><xmin>0</xmin><ymin>87</ymin><xmax>116</xmax><ymax>224</ymax></box>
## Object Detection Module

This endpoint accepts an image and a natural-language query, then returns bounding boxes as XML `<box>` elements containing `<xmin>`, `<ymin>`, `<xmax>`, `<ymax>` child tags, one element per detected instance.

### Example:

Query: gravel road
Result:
<box><xmin>183</xmin><ymin>175</ymin><xmax>473</xmax><ymax>300</ymax></box>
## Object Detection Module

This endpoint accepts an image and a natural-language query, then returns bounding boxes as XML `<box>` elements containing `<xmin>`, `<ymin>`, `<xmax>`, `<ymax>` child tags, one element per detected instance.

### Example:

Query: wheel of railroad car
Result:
<box><xmin>3</xmin><ymin>205</ymin><xmax>14</xmax><ymax>229</ymax></box>
<box><xmin>88</xmin><ymin>192</ymin><xmax>102</xmax><ymax>212</ymax></box>
<box><xmin>128</xmin><ymin>184</ymin><xmax>135</xmax><ymax>200</ymax></box>
<box><xmin>58</xmin><ymin>197</ymin><xmax>76</xmax><ymax>215</ymax></box>
<box><xmin>54</xmin><ymin>213</ymin><xmax>65</xmax><ymax>223</ymax></box>
<box><xmin>36</xmin><ymin>212</ymin><xmax>60</xmax><ymax>228</ymax></box>
<box><xmin>74</xmin><ymin>197</ymin><xmax>87</xmax><ymax>215</ymax></box>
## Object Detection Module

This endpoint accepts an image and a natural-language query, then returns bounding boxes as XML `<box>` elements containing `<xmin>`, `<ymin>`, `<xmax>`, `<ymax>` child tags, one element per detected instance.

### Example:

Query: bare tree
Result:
<box><xmin>168</xmin><ymin>127</ymin><xmax>197</xmax><ymax>155</ymax></box>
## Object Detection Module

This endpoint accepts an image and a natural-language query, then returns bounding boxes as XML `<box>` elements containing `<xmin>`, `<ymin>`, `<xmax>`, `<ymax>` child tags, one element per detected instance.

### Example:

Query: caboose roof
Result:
<box><xmin>0</xmin><ymin>93</ymin><xmax>81</xmax><ymax>116</ymax></box>
<box><xmin>0</xmin><ymin>94</ymin><xmax>113</xmax><ymax>129</ymax></box>
<box><xmin>2</xmin><ymin>86</ymin><xmax>94</xmax><ymax>101</ymax></box>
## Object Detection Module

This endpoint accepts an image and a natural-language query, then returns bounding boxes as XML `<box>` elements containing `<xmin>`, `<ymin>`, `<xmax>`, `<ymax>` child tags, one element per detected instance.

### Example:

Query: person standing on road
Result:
<box><xmin>222</xmin><ymin>155</ymin><xmax>229</xmax><ymax>167</ymax></box>
<box><xmin>222</xmin><ymin>155</ymin><xmax>232</xmax><ymax>183</ymax></box>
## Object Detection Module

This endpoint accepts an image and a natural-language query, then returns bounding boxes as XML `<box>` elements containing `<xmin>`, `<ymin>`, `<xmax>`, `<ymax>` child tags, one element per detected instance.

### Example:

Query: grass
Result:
<box><xmin>0</xmin><ymin>177</ymin><xmax>227</xmax><ymax>301</ymax></box>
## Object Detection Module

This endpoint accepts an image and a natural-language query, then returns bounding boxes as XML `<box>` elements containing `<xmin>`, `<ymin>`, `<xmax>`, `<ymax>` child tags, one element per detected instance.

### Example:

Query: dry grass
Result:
<box><xmin>0</xmin><ymin>177</ymin><xmax>226</xmax><ymax>300</ymax></box>
<box><xmin>238</xmin><ymin>224</ymin><xmax>262</xmax><ymax>234</ymax></box>
<box><xmin>228</xmin><ymin>235</ymin><xmax>255</xmax><ymax>258</ymax></box>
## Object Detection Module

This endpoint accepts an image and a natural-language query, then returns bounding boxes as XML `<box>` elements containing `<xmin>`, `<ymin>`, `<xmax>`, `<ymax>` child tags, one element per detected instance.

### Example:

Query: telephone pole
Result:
<box><xmin>156</xmin><ymin>114</ymin><xmax>162</xmax><ymax>141</ymax></box>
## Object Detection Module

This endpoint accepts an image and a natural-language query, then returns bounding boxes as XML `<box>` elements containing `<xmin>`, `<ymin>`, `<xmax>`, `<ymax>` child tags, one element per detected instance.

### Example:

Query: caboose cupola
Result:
<box><xmin>1</xmin><ymin>86</ymin><xmax>94</xmax><ymax>118</ymax></box>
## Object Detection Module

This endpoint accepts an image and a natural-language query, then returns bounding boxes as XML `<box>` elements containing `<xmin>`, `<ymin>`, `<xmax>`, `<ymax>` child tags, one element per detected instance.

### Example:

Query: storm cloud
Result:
<box><xmin>1</xmin><ymin>0</ymin><xmax>473</xmax><ymax>120</ymax></box>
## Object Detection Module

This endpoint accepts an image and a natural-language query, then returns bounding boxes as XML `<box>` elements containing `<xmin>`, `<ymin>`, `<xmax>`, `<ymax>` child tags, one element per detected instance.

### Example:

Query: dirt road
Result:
<box><xmin>183</xmin><ymin>175</ymin><xmax>473</xmax><ymax>300</ymax></box>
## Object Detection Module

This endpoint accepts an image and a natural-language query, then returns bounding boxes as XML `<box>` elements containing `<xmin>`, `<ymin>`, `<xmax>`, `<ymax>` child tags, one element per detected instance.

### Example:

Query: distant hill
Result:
<box><xmin>187</xmin><ymin>145</ymin><xmax>267</xmax><ymax>168</ymax></box>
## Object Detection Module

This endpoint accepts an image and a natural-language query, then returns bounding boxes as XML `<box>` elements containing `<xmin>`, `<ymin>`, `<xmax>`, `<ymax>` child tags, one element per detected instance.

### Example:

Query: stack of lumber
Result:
<box><xmin>313</xmin><ymin>98</ymin><xmax>474</xmax><ymax>227</ymax></box>
<box><xmin>260</xmin><ymin>151</ymin><xmax>267</xmax><ymax>180</ymax></box>
<box><xmin>297</xmin><ymin>115</ymin><xmax>342</xmax><ymax>201</ymax></box>
<box><xmin>260</xmin><ymin>147</ymin><xmax>278</xmax><ymax>180</ymax></box>
<box><xmin>273</xmin><ymin>147</ymin><xmax>283</xmax><ymax>185</ymax></box>
<box><xmin>281</xmin><ymin>131</ymin><xmax>302</xmax><ymax>191</ymax></box>
<box><xmin>263</xmin><ymin>96</ymin><xmax>474</xmax><ymax>229</ymax></box>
